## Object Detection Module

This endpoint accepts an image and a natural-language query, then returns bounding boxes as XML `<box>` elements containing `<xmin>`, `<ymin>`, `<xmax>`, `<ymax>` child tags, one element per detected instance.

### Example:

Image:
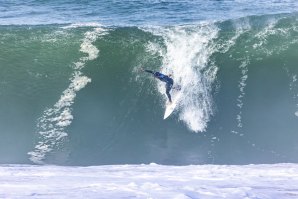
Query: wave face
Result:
<box><xmin>1</xmin><ymin>13</ymin><xmax>298</xmax><ymax>165</ymax></box>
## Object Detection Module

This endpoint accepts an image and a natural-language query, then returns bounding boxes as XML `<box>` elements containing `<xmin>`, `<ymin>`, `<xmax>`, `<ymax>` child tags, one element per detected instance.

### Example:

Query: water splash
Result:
<box><xmin>147</xmin><ymin>24</ymin><xmax>219</xmax><ymax>132</ymax></box>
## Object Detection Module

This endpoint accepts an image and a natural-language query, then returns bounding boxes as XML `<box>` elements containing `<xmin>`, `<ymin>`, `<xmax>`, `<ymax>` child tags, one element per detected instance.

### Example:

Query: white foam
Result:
<box><xmin>235</xmin><ymin>59</ymin><xmax>250</xmax><ymax>129</ymax></box>
<box><xmin>51</xmin><ymin>108</ymin><xmax>74</xmax><ymax>127</ymax></box>
<box><xmin>252</xmin><ymin>18</ymin><xmax>291</xmax><ymax>55</ymax></box>
<box><xmin>62</xmin><ymin>22</ymin><xmax>103</xmax><ymax>29</ymax></box>
<box><xmin>253</xmin><ymin>18</ymin><xmax>278</xmax><ymax>49</ymax></box>
<box><xmin>1</xmin><ymin>163</ymin><xmax>298</xmax><ymax>198</ymax></box>
<box><xmin>28</xmin><ymin>27</ymin><xmax>106</xmax><ymax>164</ymax></box>
<box><xmin>293</xmin><ymin>75</ymin><xmax>297</xmax><ymax>83</ymax></box>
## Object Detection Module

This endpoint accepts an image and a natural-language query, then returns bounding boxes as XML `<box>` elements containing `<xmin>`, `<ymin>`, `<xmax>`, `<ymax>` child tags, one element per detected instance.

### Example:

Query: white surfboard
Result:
<box><xmin>163</xmin><ymin>91</ymin><xmax>182</xmax><ymax>119</ymax></box>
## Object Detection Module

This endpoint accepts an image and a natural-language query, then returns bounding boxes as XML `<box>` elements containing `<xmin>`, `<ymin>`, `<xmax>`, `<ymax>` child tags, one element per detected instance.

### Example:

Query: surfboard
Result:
<box><xmin>163</xmin><ymin>90</ymin><xmax>182</xmax><ymax>119</ymax></box>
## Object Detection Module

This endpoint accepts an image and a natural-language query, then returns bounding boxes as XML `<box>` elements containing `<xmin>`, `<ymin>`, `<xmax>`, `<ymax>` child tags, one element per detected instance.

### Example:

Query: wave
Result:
<box><xmin>0</xmin><ymin>13</ymin><xmax>298</xmax><ymax>165</ymax></box>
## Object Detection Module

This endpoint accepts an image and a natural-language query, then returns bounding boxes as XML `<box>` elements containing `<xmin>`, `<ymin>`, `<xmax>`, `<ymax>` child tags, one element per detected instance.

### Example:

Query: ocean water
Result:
<box><xmin>1</xmin><ymin>1</ymin><xmax>298</xmax><ymax>197</ymax></box>
<box><xmin>1</xmin><ymin>0</ymin><xmax>298</xmax><ymax>166</ymax></box>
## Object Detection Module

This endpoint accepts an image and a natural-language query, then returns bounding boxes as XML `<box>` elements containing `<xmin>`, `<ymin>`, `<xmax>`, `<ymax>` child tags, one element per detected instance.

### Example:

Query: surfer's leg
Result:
<box><xmin>166</xmin><ymin>83</ymin><xmax>172</xmax><ymax>103</ymax></box>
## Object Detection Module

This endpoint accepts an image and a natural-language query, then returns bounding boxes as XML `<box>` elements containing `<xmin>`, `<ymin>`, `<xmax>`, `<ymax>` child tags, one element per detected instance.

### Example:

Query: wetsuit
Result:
<box><xmin>145</xmin><ymin>69</ymin><xmax>173</xmax><ymax>102</ymax></box>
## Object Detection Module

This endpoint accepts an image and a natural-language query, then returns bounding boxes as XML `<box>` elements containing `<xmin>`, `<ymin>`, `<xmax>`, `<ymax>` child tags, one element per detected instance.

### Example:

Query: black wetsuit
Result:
<box><xmin>145</xmin><ymin>69</ymin><xmax>173</xmax><ymax>102</ymax></box>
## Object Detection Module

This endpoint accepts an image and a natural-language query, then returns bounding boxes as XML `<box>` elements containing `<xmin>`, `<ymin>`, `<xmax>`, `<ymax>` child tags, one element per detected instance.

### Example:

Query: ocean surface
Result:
<box><xmin>0</xmin><ymin>0</ymin><xmax>298</xmax><ymax>167</ymax></box>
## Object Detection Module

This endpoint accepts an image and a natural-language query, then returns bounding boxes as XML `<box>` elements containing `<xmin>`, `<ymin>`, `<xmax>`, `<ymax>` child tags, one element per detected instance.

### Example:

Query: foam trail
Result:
<box><xmin>235</xmin><ymin>59</ymin><xmax>249</xmax><ymax>131</ymax></box>
<box><xmin>28</xmin><ymin>27</ymin><xmax>105</xmax><ymax>164</ymax></box>
<box><xmin>231</xmin><ymin>19</ymin><xmax>284</xmax><ymax>134</ymax></box>
<box><xmin>229</xmin><ymin>20</ymin><xmax>251</xmax><ymax>132</ymax></box>
<box><xmin>285</xmin><ymin>68</ymin><xmax>298</xmax><ymax>117</ymax></box>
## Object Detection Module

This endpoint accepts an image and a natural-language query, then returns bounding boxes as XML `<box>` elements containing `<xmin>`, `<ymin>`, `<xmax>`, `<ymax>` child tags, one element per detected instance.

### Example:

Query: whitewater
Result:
<box><xmin>1</xmin><ymin>0</ymin><xmax>298</xmax><ymax>198</ymax></box>
<box><xmin>1</xmin><ymin>164</ymin><xmax>298</xmax><ymax>198</ymax></box>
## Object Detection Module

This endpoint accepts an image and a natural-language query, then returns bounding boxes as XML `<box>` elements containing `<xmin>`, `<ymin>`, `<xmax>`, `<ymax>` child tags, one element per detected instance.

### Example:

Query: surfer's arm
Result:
<box><xmin>143</xmin><ymin>69</ymin><xmax>165</xmax><ymax>81</ymax></box>
<box><xmin>144</xmin><ymin>69</ymin><xmax>155</xmax><ymax>75</ymax></box>
<box><xmin>145</xmin><ymin>69</ymin><xmax>161</xmax><ymax>79</ymax></box>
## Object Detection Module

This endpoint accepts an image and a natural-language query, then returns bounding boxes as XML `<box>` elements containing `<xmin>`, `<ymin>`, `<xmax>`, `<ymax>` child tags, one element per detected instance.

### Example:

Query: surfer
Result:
<box><xmin>142</xmin><ymin>69</ymin><xmax>173</xmax><ymax>103</ymax></box>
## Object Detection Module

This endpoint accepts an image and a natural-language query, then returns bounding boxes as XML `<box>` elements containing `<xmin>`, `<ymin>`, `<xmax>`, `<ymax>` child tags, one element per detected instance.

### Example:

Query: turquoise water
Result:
<box><xmin>0</xmin><ymin>1</ymin><xmax>298</xmax><ymax>165</ymax></box>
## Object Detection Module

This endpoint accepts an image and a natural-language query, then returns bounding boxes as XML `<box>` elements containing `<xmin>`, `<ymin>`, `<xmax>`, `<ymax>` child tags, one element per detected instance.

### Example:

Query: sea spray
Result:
<box><xmin>146</xmin><ymin>24</ymin><xmax>219</xmax><ymax>132</ymax></box>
